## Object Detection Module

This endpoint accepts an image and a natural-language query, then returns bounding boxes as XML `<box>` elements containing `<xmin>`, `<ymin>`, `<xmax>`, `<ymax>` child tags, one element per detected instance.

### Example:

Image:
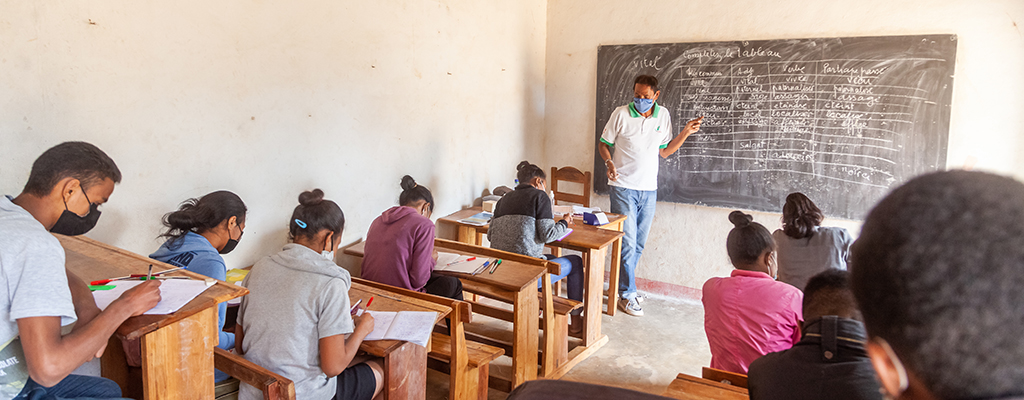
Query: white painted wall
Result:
<box><xmin>545</xmin><ymin>0</ymin><xmax>1024</xmax><ymax>292</ymax></box>
<box><xmin>0</xmin><ymin>0</ymin><xmax>547</xmax><ymax>270</ymax></box>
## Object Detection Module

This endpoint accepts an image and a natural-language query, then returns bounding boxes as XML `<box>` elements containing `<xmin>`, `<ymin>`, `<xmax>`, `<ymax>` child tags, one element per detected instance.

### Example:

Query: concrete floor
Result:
<box><xmin>425</xmin><ymin>295</ymin><xmax>711</xmax><ymax>400</ymax></box>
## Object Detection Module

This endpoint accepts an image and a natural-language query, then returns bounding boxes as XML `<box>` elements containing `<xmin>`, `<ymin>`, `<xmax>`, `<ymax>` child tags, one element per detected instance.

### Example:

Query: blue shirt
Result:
<box><xmin>150</xmin><ymin>232</ymin><xmax>234</xmax><ymax>350</ymax></box>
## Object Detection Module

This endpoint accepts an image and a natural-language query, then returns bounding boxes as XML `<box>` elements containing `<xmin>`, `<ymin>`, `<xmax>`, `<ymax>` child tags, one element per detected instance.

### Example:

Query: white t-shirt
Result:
<box><xmin>0</xmin><ymin>196</ymin><xmax>77</xmax><ymax>398</ymax></box>
<box><xmin>600</xmin><ymin>103</ymin><xmax>673</xmax><ymax>191</ymax></box>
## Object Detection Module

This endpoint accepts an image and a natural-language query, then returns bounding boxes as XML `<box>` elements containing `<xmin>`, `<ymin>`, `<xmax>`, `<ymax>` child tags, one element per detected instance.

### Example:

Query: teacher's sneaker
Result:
<box><xmin>618</xmin><ymin>298</ymin><xmax>644</xmax><ymax>316</ymax></box>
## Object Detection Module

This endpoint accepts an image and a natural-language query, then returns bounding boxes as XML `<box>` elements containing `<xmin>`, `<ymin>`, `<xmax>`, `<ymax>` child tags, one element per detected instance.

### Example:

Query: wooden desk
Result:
<box><xmin>350</xmin><ymin>282</ymin><xmax>451</xmax><ymax>400</ymax></box>
<box><xmin>345</xmin><ymin>240</ymin><xmax>549</xmax><ymax>390</ymax></box>
<box><xmin>662</xmin><ymin>373</ymin><xmax>749</xmax><ymax>400</ymax></box>
<box><xmin>58</xmin><ymin>234</ymin><xmax>247</xmax><ymax>400</ymax></box>
<box><xmin>437</xmin><ymin>207</ymin><xmax>628</xmax><ymax>316</ymax></box>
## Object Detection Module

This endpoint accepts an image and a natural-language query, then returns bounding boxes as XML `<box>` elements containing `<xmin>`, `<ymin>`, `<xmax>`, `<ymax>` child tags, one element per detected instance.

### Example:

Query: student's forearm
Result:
<box><xmin>18</xmin><ymin>303</ymin><xmax>134</xmax><ymax>386</ymax></box>
<box><xmin>66</xmin><ymin>270</ymin><xmax>101</xmax><ymax>325</ymax></box>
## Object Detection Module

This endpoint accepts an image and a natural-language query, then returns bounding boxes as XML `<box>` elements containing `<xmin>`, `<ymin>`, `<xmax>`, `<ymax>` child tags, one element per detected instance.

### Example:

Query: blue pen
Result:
<box><xmin>475</xmin><ymin>260</ymin><xmax>491</xmax><ymax>275</ymax></box>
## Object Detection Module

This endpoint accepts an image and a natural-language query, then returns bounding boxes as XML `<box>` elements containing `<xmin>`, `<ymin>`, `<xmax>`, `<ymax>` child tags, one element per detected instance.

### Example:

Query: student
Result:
<box><xmin>851</xmin><ymin>171</ymin><xmax>1024</xmax><ymax>400</ymax></box>
<box><xmin>747</xmin><ymin>270</ymin><xmax>882</xmax><ymax>400</ymax></box>
<box><xmin>488</xmin><ymin>161</ymin><xmax>584</xmax><ymax>333</ymax></box>
<box><xmin>361</xmin><ymin>176</ymin><xmax>463</xmax><ymax>300</ymax></box>
<box><xmin>149</xmin><ymin>190</ymin><xmax>246</xmax><ymax>381</ymax></box>
<box><xmin>702</xmin><ymin>211</ymin><xmax>802</xmax><ymax>374</ymax></box>
<box><xmin>597</xmin><ymin>74</ymin><xmax>703</xmax><ymax>317</ymax></box>
<box><xmin>236</xmin><ymin>189</ymin><xmax>382</xmax><ymax>400</ymax></box>
<box><xmin>773</xmin><ymin>193</ymin><xmax>853</xmax><ymax>290</ymax></box>
<box><xmin>0</xmin><ymin>142</ymin><xmax>160</xmax><ymax>399</ymax></box>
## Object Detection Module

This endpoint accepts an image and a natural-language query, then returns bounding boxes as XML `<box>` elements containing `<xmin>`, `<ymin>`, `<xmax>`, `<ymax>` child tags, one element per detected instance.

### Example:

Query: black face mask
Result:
<box><xmin>220</xmin><ymin>229</ymin><xmax>243</xmax><ymax>255</ymax></box>
<box><xmin>50</xmin><ymin>190</ymin><xmax>101</xmax><ymax>236</ymax></box>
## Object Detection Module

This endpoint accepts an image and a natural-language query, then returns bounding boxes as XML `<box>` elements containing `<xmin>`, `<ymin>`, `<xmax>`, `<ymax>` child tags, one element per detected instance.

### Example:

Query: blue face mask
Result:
<box><xmin>633</xmin><ymin>97</ymin><xmax>654</xmax><ymax>113</ymax></box>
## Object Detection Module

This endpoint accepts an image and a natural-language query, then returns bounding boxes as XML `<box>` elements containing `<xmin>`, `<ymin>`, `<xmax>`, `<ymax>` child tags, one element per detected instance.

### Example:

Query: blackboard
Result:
<box><xmin>594</xmin><ymin>35</ymin><xmax>957</xmax><ymax>220</ymax></box>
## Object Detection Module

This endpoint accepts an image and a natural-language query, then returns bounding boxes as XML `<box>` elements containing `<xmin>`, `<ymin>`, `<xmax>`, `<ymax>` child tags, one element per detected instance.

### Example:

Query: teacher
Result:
<box><xmin>598</xmin><ymin>75</ymin><xmax>702</xmax><ymax>316</ymax></box>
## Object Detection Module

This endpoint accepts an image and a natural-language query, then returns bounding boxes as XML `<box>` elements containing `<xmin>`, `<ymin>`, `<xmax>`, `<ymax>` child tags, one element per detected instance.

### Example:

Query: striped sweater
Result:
<box><xmin>488</xmin><ymin>184</ymin><xmax>568</xmax><ymax>258</ymax></box>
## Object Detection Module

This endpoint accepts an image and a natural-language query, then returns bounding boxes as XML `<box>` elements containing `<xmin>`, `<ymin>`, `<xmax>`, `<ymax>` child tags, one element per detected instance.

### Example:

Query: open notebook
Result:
<box><xmin>362</xmin><ymin>310</ymin><xmax>437</xmax><ymax>347</ymax></box>
<box><xmin>92</xmin><ymin>279</ymin><xmax>212</xmax><ymax>315</ymax></box>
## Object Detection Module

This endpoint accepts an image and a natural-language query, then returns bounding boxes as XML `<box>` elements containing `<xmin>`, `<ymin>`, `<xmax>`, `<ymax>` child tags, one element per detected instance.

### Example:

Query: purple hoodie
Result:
<box><xmin>361</xmin><ymin>206</ymin><xmax>436</xmax><ymax>291</ymax></box>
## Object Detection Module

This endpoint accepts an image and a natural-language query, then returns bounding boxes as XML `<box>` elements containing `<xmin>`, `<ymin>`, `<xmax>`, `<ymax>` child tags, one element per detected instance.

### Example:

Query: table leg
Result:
<box><xmin>606</xmin><ymin>237</ymin><xmax>622</xmax><ymax>316</ymax></box>
<box><xmin>141</xmin><ymin>307</ymin><xmax>217</xmax><ymax>400</ymax></box>
<box><xmin>582</xmin><ymin>248</ymin><xmax>605</xmax><ymax>346</ymax></box>
<box><xmin>511</xmin><ymin>286</ymin><xmax>539</xmax><ymax>387</ymax></box>
<box><xmin>383</xmin><ymin>341</ymin><xmax>428</xmax><ymax>400</ymax></box>
<box><xmin>457</xmin><ymin>226</ymin><xmax>478</xmax><ymax>245</ymax></box>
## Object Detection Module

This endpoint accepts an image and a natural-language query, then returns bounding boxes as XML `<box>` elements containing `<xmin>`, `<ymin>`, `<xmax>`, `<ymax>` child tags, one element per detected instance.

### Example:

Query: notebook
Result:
<box><xmin>92</xmin><ymin>279</ymin><xmax>212</xmax><ymax>315</ymax></box>
<box><xmin>457</xmin><ymin>212</ymin><xmax>492</xmax><ymax>226</ymax></box>
<box><xmin>362</xmin><ymin>310</ymin><xmax>438</xmax><ymax>347</ymax></box>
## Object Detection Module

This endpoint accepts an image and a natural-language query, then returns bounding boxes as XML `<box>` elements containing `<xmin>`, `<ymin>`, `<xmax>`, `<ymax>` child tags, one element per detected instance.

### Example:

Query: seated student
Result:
<box><xmin>773</xmin><ymin>193</ymin><xmax>853</xmax><ymax>290</ymax></box>
<box><xmin>361</xmin><ymin>176</ymin><xmax>463</xmax><ymax>300</ymax></box>
<box><xmin>488</xmin><ymin>161</ymin><xmax>584</xmax><ymax>333</ymax></box>
<box><xmin>236</xmin><ymin>189</ymin><xmax>382</xmax><ymax>400</ymax></box>
<box><xmin>747</xmin><ymin>269</ymin><xmax>882</xmax><ymax>400</ymax></box>
<box><xmin>851</xmin><ymin>171</ymin><xmax>1024</xmax><ymax>400</ymax></box>
<box><xmin>1</xmin><ymin>142</ymin><xmax>160</xmax><ymax>399</ymax></box>
<box><xmin>702</xmin><ymin>211</ymin><xmax>803</xmax><ymax>374</ymax></box>
<box><xmin>149</xmin><ymin>190</ymin><xmax>246</xmax><ymax>381</ymax></box>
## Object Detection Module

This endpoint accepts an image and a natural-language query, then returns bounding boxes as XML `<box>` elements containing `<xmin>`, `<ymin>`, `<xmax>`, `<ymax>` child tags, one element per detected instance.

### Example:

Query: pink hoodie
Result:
<box><xmin>360</xmin><ymin>206</ymin><xmax>436</xmax><ymax>291</ymax></box>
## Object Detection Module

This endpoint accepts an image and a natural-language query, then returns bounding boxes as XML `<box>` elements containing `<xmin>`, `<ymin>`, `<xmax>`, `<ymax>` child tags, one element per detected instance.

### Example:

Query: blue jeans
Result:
<box><xmin>540</xmin><ymin>254</ymin><xmax>584</xmax><ymax>315</ymax></box>
<box><xmin>15</xmin><ymin>375</ymin><xmax>127</xmax><ymax>400</ymax></box>
<box><xmin>609</xmin><ymin>185</ymin><xmax>657</xmax><ymax>300</ymax></box>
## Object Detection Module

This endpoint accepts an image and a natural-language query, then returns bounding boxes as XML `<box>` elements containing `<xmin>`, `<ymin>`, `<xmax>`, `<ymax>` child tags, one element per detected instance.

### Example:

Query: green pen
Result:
<box><xmin>489</xmin><ymin>259</ymin><xmax>502</xmax><ymax>274</ymax></box>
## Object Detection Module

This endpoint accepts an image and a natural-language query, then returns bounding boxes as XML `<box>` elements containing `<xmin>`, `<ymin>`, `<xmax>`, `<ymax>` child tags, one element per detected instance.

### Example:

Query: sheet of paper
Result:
<box><xmin>573</xmin><ymin>205</ymin><xmax>601</xmax><ymax>214</ymax></box>
<box><xmin>557</xmin><ymin>228</ymin><xmax>573</xmax><ymax>241</ymax></box>
<box><xmin>92</xmin><ymin>279</ymin><xmax>211</xmax><ymax>315</ymax></box>
<box><xmin>552</xmin><ymin>205</ymin><xmax>574</xmax><ymax>216</ymax></box>
<box><xmin>438</xmin><ymin>257</ymin><xmax>489</xmax><ymax>274</ymax></box>
<box><xmin>363</xmin><ymin>311</ymin><xmax>398</xmax><ymax>341</ymax></box>
<box><xmin>436</xmin><ymin>251</ymin><xmax>462</xmax><ymax>267</ymax></box>
<box><xmin>384</xmin><ymin>311</ymin><xmax>438</xmax><ymax>347</ymax></box>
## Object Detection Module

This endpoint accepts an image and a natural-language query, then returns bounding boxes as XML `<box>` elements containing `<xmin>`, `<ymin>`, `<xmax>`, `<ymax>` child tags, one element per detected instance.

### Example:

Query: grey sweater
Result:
<box><xmin>488</xmin><ymin>184</ymin><xmax>568</xmax><ymax>258</ymax></box>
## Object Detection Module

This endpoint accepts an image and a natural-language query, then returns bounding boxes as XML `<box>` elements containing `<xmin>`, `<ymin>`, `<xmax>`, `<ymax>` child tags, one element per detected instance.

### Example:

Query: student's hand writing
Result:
<box><xmin>114</xmin><ymin>280</ymin><xmax>162</xmax><ymax>316</ymax></box>
<box><xmin>353</xmin><ymin>313</ymin><xmax>375</xmax><ymax>337</ymax></box>
<box><xmin>561</xmin><ymin>213</ymin><xmax>574</xmax><ymax>225</ymax></box>
<box><xmin>682</xmin><ymin>116</ymin><xmax>704</xmax><ymax>136</ymax></box>
<box><xmin>606</xmin><ymin>163</ymin><xmax>619</xmax><ymax>182</ymax></box>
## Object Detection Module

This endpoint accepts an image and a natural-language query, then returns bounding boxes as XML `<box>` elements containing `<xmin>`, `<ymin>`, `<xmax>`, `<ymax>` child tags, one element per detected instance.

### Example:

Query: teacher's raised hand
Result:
<box><xmin>682</xmin><ymin>116</ymin><xmax>704</xmax><ymax>137</ymax></box>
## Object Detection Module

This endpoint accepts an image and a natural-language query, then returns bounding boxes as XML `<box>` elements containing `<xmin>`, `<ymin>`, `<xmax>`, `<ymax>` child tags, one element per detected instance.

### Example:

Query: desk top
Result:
<box><xmin>437</xmin><ymin>207</ymin><xmax>624</xmax><ymax>251</ymax></box>
<box><xmin>662</xmin><ymin>373</ymin><xmax>749</xmax><ymax>400</ymax></box>
<box><xmin>344</xmin><ymin>240</ymin><xmax>546</xmax><ymax>293</ymax></box>
<box><xmin>438</xmin><ymin>206</ymin><xmax>626</xmax><ymax>228</ymax></box>
<box><xmin>58</xmin><ymin>234</ymin><xmax>248</xmax><ymax>340</ymax></box>
<box><xmin>350</xmin><ymin>282</ymin><xmax>451</xmax><ymax>356</ymax></box>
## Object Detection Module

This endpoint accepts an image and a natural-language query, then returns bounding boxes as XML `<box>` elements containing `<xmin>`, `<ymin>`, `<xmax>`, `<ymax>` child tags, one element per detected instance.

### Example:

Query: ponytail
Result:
<box><xmin>160</xmin><ymin>191</ymin><xmax>247</xmax><ymax>245</ymax></box>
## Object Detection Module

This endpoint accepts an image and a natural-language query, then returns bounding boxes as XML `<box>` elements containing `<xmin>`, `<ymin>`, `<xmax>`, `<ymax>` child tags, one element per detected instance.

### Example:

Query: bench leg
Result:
<box><xmin>477</xmin><ymin>365</ymin><xmax>490</xmax><ymax>400</ymax></box>
<box><xmin>384</xmin><ymin>342</ymin><xmax>427</xmax><ymax>400</ymax></box>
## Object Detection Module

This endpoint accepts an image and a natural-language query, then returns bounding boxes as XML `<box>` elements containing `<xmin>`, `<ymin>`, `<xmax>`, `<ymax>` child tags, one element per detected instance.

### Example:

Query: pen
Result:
<box><xmin>350</xmin><ymin>299</ymin><xmax>362</xmax><ymax>316</ymax></box>
<box><xmin>365</xmin><ymin>296</ymin><xmax>375</xmax><ymax>309</ymax></box>
<box><xmin>446</xmin><ymin>257</ymin><xmax>477</xmax><ymax>266</ymax></box>
<box><xmin>90</xmin><ymin>275</ymin><xmax>132</xmax><ymax>286</ymax></box>
<box><xmin>146</xmin><ymin>264</ymin><xmax>153</xmax><ymax>281</ymax></box>
<box><xmin>489</xmin><ymin>259</ymin><xmax>502</xmax><ymax>274</ymax></box>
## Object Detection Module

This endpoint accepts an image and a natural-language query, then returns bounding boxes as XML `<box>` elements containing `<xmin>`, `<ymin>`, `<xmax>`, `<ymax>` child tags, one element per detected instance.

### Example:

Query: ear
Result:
<box><xmin>532</xmin><ymin>177</ymin><xmax>544</xmax><ymax>188</ymax></box>
<box><xmin>866</xmin><ymin>340</ymin><xmax>905</xmax><ymax>398</ymax></box>
<box><xmin>227</xmin><ymin>215</ymin><xmax>238</xmax><ymax>229</ymax></box>
<box><xmin>56</xmin><ymin>177</ymin><xmax>81</xmax><ymax>201</ymax></box>
<box><xmin>653</xmin><ymin>90</ymin><xmax>661</xmax><ymax>101</ymax></box>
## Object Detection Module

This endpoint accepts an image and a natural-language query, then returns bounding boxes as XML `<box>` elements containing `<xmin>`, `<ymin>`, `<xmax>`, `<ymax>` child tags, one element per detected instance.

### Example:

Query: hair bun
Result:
<box><xmin>729</xmin><ymin>210</ymin><xmax>753</xmax><ymax>228</ymax></box>
<box><xmin>400</xmin><ymin>175</ymin><xmax>417</xmax><ymax>191</ymax></box>
<box><xmin>517</xmin><ymin>161</ymin><xmax>531</xmax><ymax>172</ymax></box>
<box><xmin>298</xmin><ymin>189</ymin><xmax>325</xmax><ymax>206</ymax></box>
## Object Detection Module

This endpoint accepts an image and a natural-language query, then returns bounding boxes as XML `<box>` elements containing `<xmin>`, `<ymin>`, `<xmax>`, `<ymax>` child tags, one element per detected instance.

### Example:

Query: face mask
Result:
<box><xmin>322</xmin><ymin>235</ymin><xmax>336</xmax><ymax>262</ymax></box>
<box><xmin>219</xmin><ymin>228</ymin><xmax>243</xmax><ymax>255</ymax></box>
<box><xmin>50</xmin><ymin>190</ymin><xmax>101</xmax><ymax>236</ymax></box>
<box><xmin>633</xmin><ymin>97</ymin><xmax>654</xmax><ymax>113</ymax></box>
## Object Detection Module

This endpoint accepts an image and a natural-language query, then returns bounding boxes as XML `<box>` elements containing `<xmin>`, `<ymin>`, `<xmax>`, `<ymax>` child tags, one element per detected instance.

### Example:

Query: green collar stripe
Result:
<box><xmin>628</xmin><ymin>102</ymin><xmax>660</xmax><ymax>118</ymax></box>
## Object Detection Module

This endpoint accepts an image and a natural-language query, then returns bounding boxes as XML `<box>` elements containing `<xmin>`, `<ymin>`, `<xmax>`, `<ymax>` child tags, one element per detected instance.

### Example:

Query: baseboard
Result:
<box><xmin>603</xmin><ymin>271</ymin><xmax>703</xmax><ymax>301</ymax></box>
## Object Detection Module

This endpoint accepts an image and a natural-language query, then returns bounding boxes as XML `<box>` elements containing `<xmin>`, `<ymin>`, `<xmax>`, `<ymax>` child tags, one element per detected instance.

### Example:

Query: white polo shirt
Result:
<box><xmin>600</xmin><ymin>102</ymin><xmax>673</xmax><ymax>191</ymax></box>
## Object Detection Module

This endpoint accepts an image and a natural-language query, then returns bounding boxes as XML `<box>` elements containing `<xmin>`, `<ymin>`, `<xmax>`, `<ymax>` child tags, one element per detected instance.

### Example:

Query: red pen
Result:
<box><xmin>365</xmin><ymin>296</ymin><xmax>374</xmax><ymax>309</ymax></box>
<box><xmin>90</xmin><ymin>275</ymin><xmax>131</xmax><ymax>286</ymax></box>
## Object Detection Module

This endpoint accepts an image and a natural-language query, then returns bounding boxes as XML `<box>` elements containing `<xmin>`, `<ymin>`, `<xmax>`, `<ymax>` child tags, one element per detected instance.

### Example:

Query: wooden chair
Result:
<box><xmin>663</xmin><ymin>373</ymin><xmax>748</xmax><ymax>400</ymax></box>
<box><xmin>214</xmin><ymin>348</ymin><xmax>296</xmax><ymax>400</ymax></box>
<box><xmin>701</xmin><ymin>367</ymin><xmax>748</xmax><ymax>388</ymax></box>
<box><xmin>547</xmin><ymin>166</ymin><xmax>593</xmax><ymax>294</ymax></box>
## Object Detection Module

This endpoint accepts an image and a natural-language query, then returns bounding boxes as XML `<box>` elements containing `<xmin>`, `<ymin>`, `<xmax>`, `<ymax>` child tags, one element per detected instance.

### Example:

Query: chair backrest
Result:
<box><xmin>550</xmin><ymin>166</ymin><xmax>592</xmax><ymax>207</ymax></box>
<box><xmin>701</xmin><ymin>366</ymin><xmax>748</xmax><ymax>388</ymax></box>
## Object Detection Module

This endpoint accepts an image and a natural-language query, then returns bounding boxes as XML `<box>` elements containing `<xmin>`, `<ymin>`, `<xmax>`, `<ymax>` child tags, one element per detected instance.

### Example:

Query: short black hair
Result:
<box><xmin>851</xmin><ymin>170</ymin><xmax>1024</xmax><ymax>399</ymax></box>
<box><xmin>516</xmin><ymin>161</ymin><xmax>545</xmax><ymax>185</ymax></box>
<box><xmin>802</xmin><ymin>269</ymin><xmax>860</xmax><ymax>322</ymax></box>
<box><xmin>23</xmin><ymin>142</ymin><xmax>122</xmax><ymax>196</ymax></box>
<box><xmin>634</xmin><ymin>75</ymin><xmax>659</xmax><ymax>92</ymax></box>
<box><xmin>726</xmin><ymin>211</ymin><xmax>775</xmax><ymax>267</ymax></box>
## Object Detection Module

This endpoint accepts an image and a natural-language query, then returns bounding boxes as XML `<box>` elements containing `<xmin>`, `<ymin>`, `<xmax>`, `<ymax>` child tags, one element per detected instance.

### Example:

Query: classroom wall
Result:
<box><xmin>545</xmin><ymin>0</ymin><xmax>1024</xmax><ymax>295</ymax></box>
<box><xmin>0</xmin><ymin>0</ymin><xmax>547</xmax><ymax>270</ymax></box>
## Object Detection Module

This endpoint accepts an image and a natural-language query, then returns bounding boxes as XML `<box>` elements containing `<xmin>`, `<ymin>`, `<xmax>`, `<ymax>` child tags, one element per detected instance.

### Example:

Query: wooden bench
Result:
<box><xmin>701</xmin><ymin>367</ymin><xmax>747</xmax><ymax>389</ymax></box>
<box><xmin>352</xmin><ymin>278</ymin><xmax>502</xmax><ymax>400</ymax></box>
<box><xmin>662</xmin><ymin>373</ymin><xmax>748</xmax><ymax>400</ymax></box>
<box><xmin>214</xmin><ymin>348</ymin><xmax>296</xmax><ymax>400</ymax></box>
